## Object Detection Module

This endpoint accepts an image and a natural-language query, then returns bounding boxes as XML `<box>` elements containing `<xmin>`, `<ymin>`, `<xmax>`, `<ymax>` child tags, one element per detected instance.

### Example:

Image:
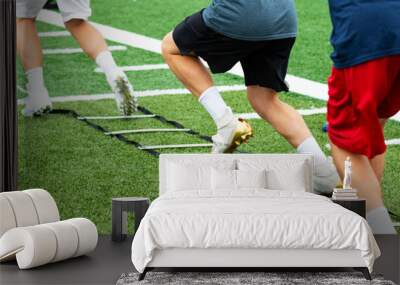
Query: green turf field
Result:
<box><xmin>17</xmin><ymin>0</ymin><xmax>399</xmax><ymax>233</ymax></box>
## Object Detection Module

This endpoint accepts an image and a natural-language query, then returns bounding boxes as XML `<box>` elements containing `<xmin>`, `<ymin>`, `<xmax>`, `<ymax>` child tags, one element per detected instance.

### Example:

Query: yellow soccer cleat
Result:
<box><xmin>211</xmin><ymin>110</ymin><xmax>253</xmax><ymax>154</ymax></box>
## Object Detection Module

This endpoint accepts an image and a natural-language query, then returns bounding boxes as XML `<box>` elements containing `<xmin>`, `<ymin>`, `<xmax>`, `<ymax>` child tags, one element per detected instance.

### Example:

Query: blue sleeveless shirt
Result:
<box><xmin>329</xmin><ymin>0</ymin><xmax>400</xmax><ymax>68</ymax></box>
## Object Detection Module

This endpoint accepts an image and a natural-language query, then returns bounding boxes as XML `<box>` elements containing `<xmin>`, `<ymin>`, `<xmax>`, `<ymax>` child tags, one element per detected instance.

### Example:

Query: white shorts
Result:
<box><xmin>16</xmin><ymin>0</ymin><xmax>92</xmax><ymax>22</ymax></box>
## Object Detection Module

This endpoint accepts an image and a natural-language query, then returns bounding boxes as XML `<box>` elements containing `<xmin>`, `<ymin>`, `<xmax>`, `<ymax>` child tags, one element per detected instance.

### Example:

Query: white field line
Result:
<box><xmin>38</xmin><ymin>9</ymin><xmax>326</xmax><ymax>98</ymax></box>
<box><xmin>78</xmin><ymin>115</ymin><xmax>155</xmax><ymax>120</ymax></box>
<box><xmin>39</xmin><ymin>31</ymin><xmax>70</xmax><ymax>37</ymax></box>
<box><xmin>386</xmin><ymin>138</ymin><xmax>400</xmax><ymax>146</ymax></box>
<box><xmin>139</xmin><ymin>143</ymin><xmax>213</xmax><ymax>150</ymax></box>
<box><xmin>238</xmin><ymin>107</ymin><xmax>327</xmax><ymax>120</ymax></box>
<box><xmin>136</xmin><ymin>85</ymin><xmax>246</xmax><ymax>98</ymax></box>
<box><xmin>37</xmin><ymin>9</ymin><xmax>400</xmax><ymax>122</ymax></box>
<box><xmin>17</xmin><ymin>85</ymin><xmax>247</xmax><ymax>105</ymax></box>
<box><xmin>95</xmin><ymin>64</ymin><xmax>169</xmax><ymax>73</ymax></box>
<box><xmin>105</xmin><ymin>128</ymin><xmax>191</xmax><ymax>135</ymax></box>
<box><xmin>43</xmin><ymin>45</ymin><xmax>126</xmax><ymax>55</ymax></box>
<box><xmin>229</xmin><ymin>63</ymin><xmax>330</xmax><ymax>102</ymax></box>
<box><xmin>38</xmin><ymin>10</ymin><xmax>161</xmax><ymax>53</ymax></box>
<box><xmin>17</xmin><ymin>93</ymin><xmax>112</xmax><ymax>105</ymax></box>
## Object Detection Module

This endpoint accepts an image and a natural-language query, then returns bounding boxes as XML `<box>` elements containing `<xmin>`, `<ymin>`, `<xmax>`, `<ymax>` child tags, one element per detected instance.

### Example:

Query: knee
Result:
<box><xmin>161</xmin><ymin>32</ymin><xmax>177</xmax><ymax>59</ymax></box>
<box><xmin>247</xmin><ymin>86</ymin><xmax>278</xmax><ymax>106</ymax></box>
<box><xmin>64</xmin><ymin>19</ymin><xmax>85</xmax><ymax>30</ymax></box>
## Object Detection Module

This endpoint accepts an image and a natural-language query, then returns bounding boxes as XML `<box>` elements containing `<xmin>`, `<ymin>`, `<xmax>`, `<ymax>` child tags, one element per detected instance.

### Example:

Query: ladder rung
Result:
<box><xmin>139</xmin><ymin>143</ymin><xmax>213</xmax><ymax>150</ymax></box>
<box><xmin>78</xmin><ymin>115</ymin><xmax>156</xmax><ymax>120</ymax></box>
<box><xmin>105</xmin><ymin>128</ymin><xmax>192</xmax><ymax>135</ymax></box>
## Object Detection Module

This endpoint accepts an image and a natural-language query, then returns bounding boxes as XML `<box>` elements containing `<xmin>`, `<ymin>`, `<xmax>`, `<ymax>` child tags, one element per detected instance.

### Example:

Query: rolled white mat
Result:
<box><xmin>42</xmin><ymin>221</ymin><xmax>79</xmax><ymax>263</ymax></box>
<box><xmin>65</xmin><ymin>218</ymin><xmax>98</xmax><ymax>257</ymax></box>
<box><xmin>0</xmin><ymin>196</ymin><xmax>17</xmax><ymax>237</ymax></box>
<box><xmin>0</xmin><ymin>192</ymin><xmax>39</xmax><ymax>227</ymax></box>
<box><xmin>0</xmin><ymin>226</ymin><xmax>57</xmax><ymax>269</ymax></box>
<box><xmin>24</xmin><ymin>189</ymin><xmax>60</xmax><ymax>224</ymax></box>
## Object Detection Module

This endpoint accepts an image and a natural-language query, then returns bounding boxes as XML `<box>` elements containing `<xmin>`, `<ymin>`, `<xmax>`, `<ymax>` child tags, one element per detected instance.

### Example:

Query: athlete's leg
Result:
<box><xmin>64</xmin><ymin>18</ymin><xmax>137</xmax><ymax>114</ymax></box>
<box><xmin>162</xmin><ymin>32</ymin><xmax>213</xmax><ymax>97</ymax></box>
<box><xmin>247</xmin><ymin>85</ymin><xmax>338</xmax><ymax>193</ymax></box>
<box><xmin>162</xmin><ymin>32</ymin><xmax>252</xmax><ymax>153</ymax></box>
<box><xmin>64</xmin><ymin>19</ymin><xmax>107</xmax><ymax>60</ymax></box>
<box><xmin>16</xmin><ymin>17</ymin><xmax>52</xmax><ymax>116</ymax></box>
<box><xmin>327</xmin><ymin>58</ymin><xmax>400</xmax><ymax>234</ymax></box>
<box><xmin>331</xmin><ymin>145</ymin><xmax>383</xmax><ymax>210</ymax></box>
<box><xmin>331</xmin><ymin>144</ymin><xmax>395</xmax><ymax>234</ymax></box>
<box><xmin>16</xmin><ymin>18</ymin><xmax>42</xmax><ymax>71</ymax></box>
<box><xmin>56</xmin><ymin>0</ymin><xmax>103</xmax><ymax>59</ymax></box>
<box><xmin>246</xmin><ymin>86</ymin><xmax>310</xmax><ymax>147</ymax></box>
<box><xmin>16</xmin><ymin>0</ymin><xmax>46</xmax><ymax>70</ymax></box>
<box><xmin>370</xmin><ymin>119</ymin><xmax>388</xmax><ymax>184</ymax></box>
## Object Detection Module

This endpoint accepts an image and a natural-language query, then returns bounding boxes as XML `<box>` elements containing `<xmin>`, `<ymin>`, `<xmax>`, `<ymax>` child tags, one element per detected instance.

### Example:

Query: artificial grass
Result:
<box><xmin>18</xmin><ymin>103</ymin><xmax>159</xmax><ymax>234</ymax></box>
<box><xmin>17</xmin><ymin>1</ymin><xmax>400</xmax><ymax>234</ymax></box>
<box><xmin>90</xmin><ymin>0</ymin><xmax>334</xmax><ymax>83</ymax></box>
<box><xmin>17</xmin><ymin>41</ymin><xmax>242</xmax><ymax>98</ymax></box>
<box><xmin>18</xmin><ymin>92</ymin><xmax>400</xmax><ymax>233</ymax></box>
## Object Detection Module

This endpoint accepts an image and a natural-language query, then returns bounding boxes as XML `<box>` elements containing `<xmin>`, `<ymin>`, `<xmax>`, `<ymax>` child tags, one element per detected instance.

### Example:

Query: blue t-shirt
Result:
<box><xmin>329</xmin><ymin>0</ymin><xmax>400</xmax><ymax>68</ymax></box>
<box><xmin>202</xmin><ymin>0</ymin><xmax>297</xmax><ymax>41</ymax></box>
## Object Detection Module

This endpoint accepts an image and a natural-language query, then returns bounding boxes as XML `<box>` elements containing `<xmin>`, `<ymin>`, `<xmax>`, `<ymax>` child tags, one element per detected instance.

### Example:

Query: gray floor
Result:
<box><xmin>1</xmin><ymin>235</ymin><xmax>398</xmax><ymax>285</ymax></box>
<box><xmin>0</xmin><ymin>235</ymin><xmax>134</xmax><ymax>285</ymax></box>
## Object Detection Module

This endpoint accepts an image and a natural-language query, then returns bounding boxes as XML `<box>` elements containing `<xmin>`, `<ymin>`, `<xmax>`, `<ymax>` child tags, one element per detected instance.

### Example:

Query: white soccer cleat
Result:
<box><xmin>313</xmin><ymin>156</ymin><xmax>340</xmax><ymax>195</ymax></box>
<box><xmin>22</xmin><ymin>85</ymin><xmax>52</xmax><ymax>117</ymax></box>
<box><xmin>113</xmin><ymin>76</ymin><xmax>138</xmax><ymax>116</ymax></box>
<box><xmin>211</xmin><ymin>108</ymin><xmax>253</xmax><ymax>154</ymax></box>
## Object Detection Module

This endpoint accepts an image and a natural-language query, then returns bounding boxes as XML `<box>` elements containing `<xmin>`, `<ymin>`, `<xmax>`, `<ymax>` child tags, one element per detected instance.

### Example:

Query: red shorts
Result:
<box><xmin>327</xmin><ymin>55</ymin><xmax>400</xmax><ymax>159</ymax></box>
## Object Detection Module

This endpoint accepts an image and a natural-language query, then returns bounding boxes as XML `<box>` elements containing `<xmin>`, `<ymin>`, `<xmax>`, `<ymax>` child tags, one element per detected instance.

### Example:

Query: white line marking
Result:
<box><xmin>95</xmin><ymin>64</ymin><xmax>169</xmax><ymax>73</ymax></box>
<box><xmin>78</xmin><ymin>115</ymin><xmax>155</xmax><ymax>120</ymax></box>
<box><xmin>17</xmin><ymin>85</ymin><xmax>247</xmax><ymax>105</ymax></box>
<box><xmin>105</xmin><ymin>128</ymin><xmax>191</xmax><ymax>135</ymax></box>
<box><xmin>37</xmin><ymin>9</ymin><xmax>400</xmax><ymax>122</ymax></box>
<box><xmin>139</xmin><ymin>143</ymin><xmax>213</xmax><ymax>150</ymax></box>
<box><xmin>297</xmin><ymin>107</ymin><xmax>327</xmax><ymax>116</ymax></box>
<box><xmin>29</xmin><ymin>93</ymin><xmax>114</xmax><ymax>104</ymax></box>
<box><xmin>228</xmin><ymin>63</ymin><xmax>331</xmax><ymax>100</ymax></box>
<box><xmin>237</xmin><ymin>113</ymin><xmax>261</xmax><ymax>120</ymax></box>
<box><xmin>43</xmin><ymin>45</ymin><xmax>126</xmax><ymax>55</ymax></box>
<box><xmin>39</xmin><ymin>31</ymin><xmax>70</xmax><ymax>37</ymax></box>
<box><xmin>37</xmin><ymin>10</ymin><xmax>328</xmax><ymax>100</ymax></box>
<box><xmin>137</xmin><ymin>85</ymin><xmax>247</xmax><ymax>97</ymax></box>
<box><xmin>236</xmin><ymin>113</ymin><xmax>261</xmax><ymax>120</ymax></box>
<box><xmin>393</xmin><ymin>112</ymin><xmax>400</xmax><ymax>122</ymax></box>
<box><xmin>386</xmin><ymin>138</ymin><xmax>400</xmax><ymax>146</ymax></box>
<box><xmin>238</xmin><ymin>107</ymin><xmax>327</xmax><ymax>120</ymax></box>
<box><xmin>38</xmin><ymin>10</ymin><xmax>161</xmax><ymax>53</ymax></box>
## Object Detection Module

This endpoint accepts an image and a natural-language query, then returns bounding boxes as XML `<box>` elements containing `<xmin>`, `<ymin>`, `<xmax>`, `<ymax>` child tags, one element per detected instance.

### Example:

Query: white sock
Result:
<box><xmin>297</xmin><ymin>137</ymin><xmax>328</xmax><ymax>169</ymax></box>
<box><xmin>26</xmin><ymin>67</ymin><xmax>46</xmax><ymax>94</ymax></box>
<box><xmin>199</xmin><ymin>87</ymin><xmax>229</xmax><ymax>124</ymax></box>
<box><xmin>95</xmin><ymin>50</ymin><xmax>123</xmax><ymax>84</ymax></box>
<box><xmin>367</xmin><ymin>207</ymin><xmax>396</xmax><ymax>234</ymax></box>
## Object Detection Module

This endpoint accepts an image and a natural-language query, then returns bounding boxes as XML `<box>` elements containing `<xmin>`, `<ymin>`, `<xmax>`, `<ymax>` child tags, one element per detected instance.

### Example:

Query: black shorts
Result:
<box><xmin>172</xmin><ymin>10</ymin><xmax>296</xmax><ymax>92</ymax></box>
